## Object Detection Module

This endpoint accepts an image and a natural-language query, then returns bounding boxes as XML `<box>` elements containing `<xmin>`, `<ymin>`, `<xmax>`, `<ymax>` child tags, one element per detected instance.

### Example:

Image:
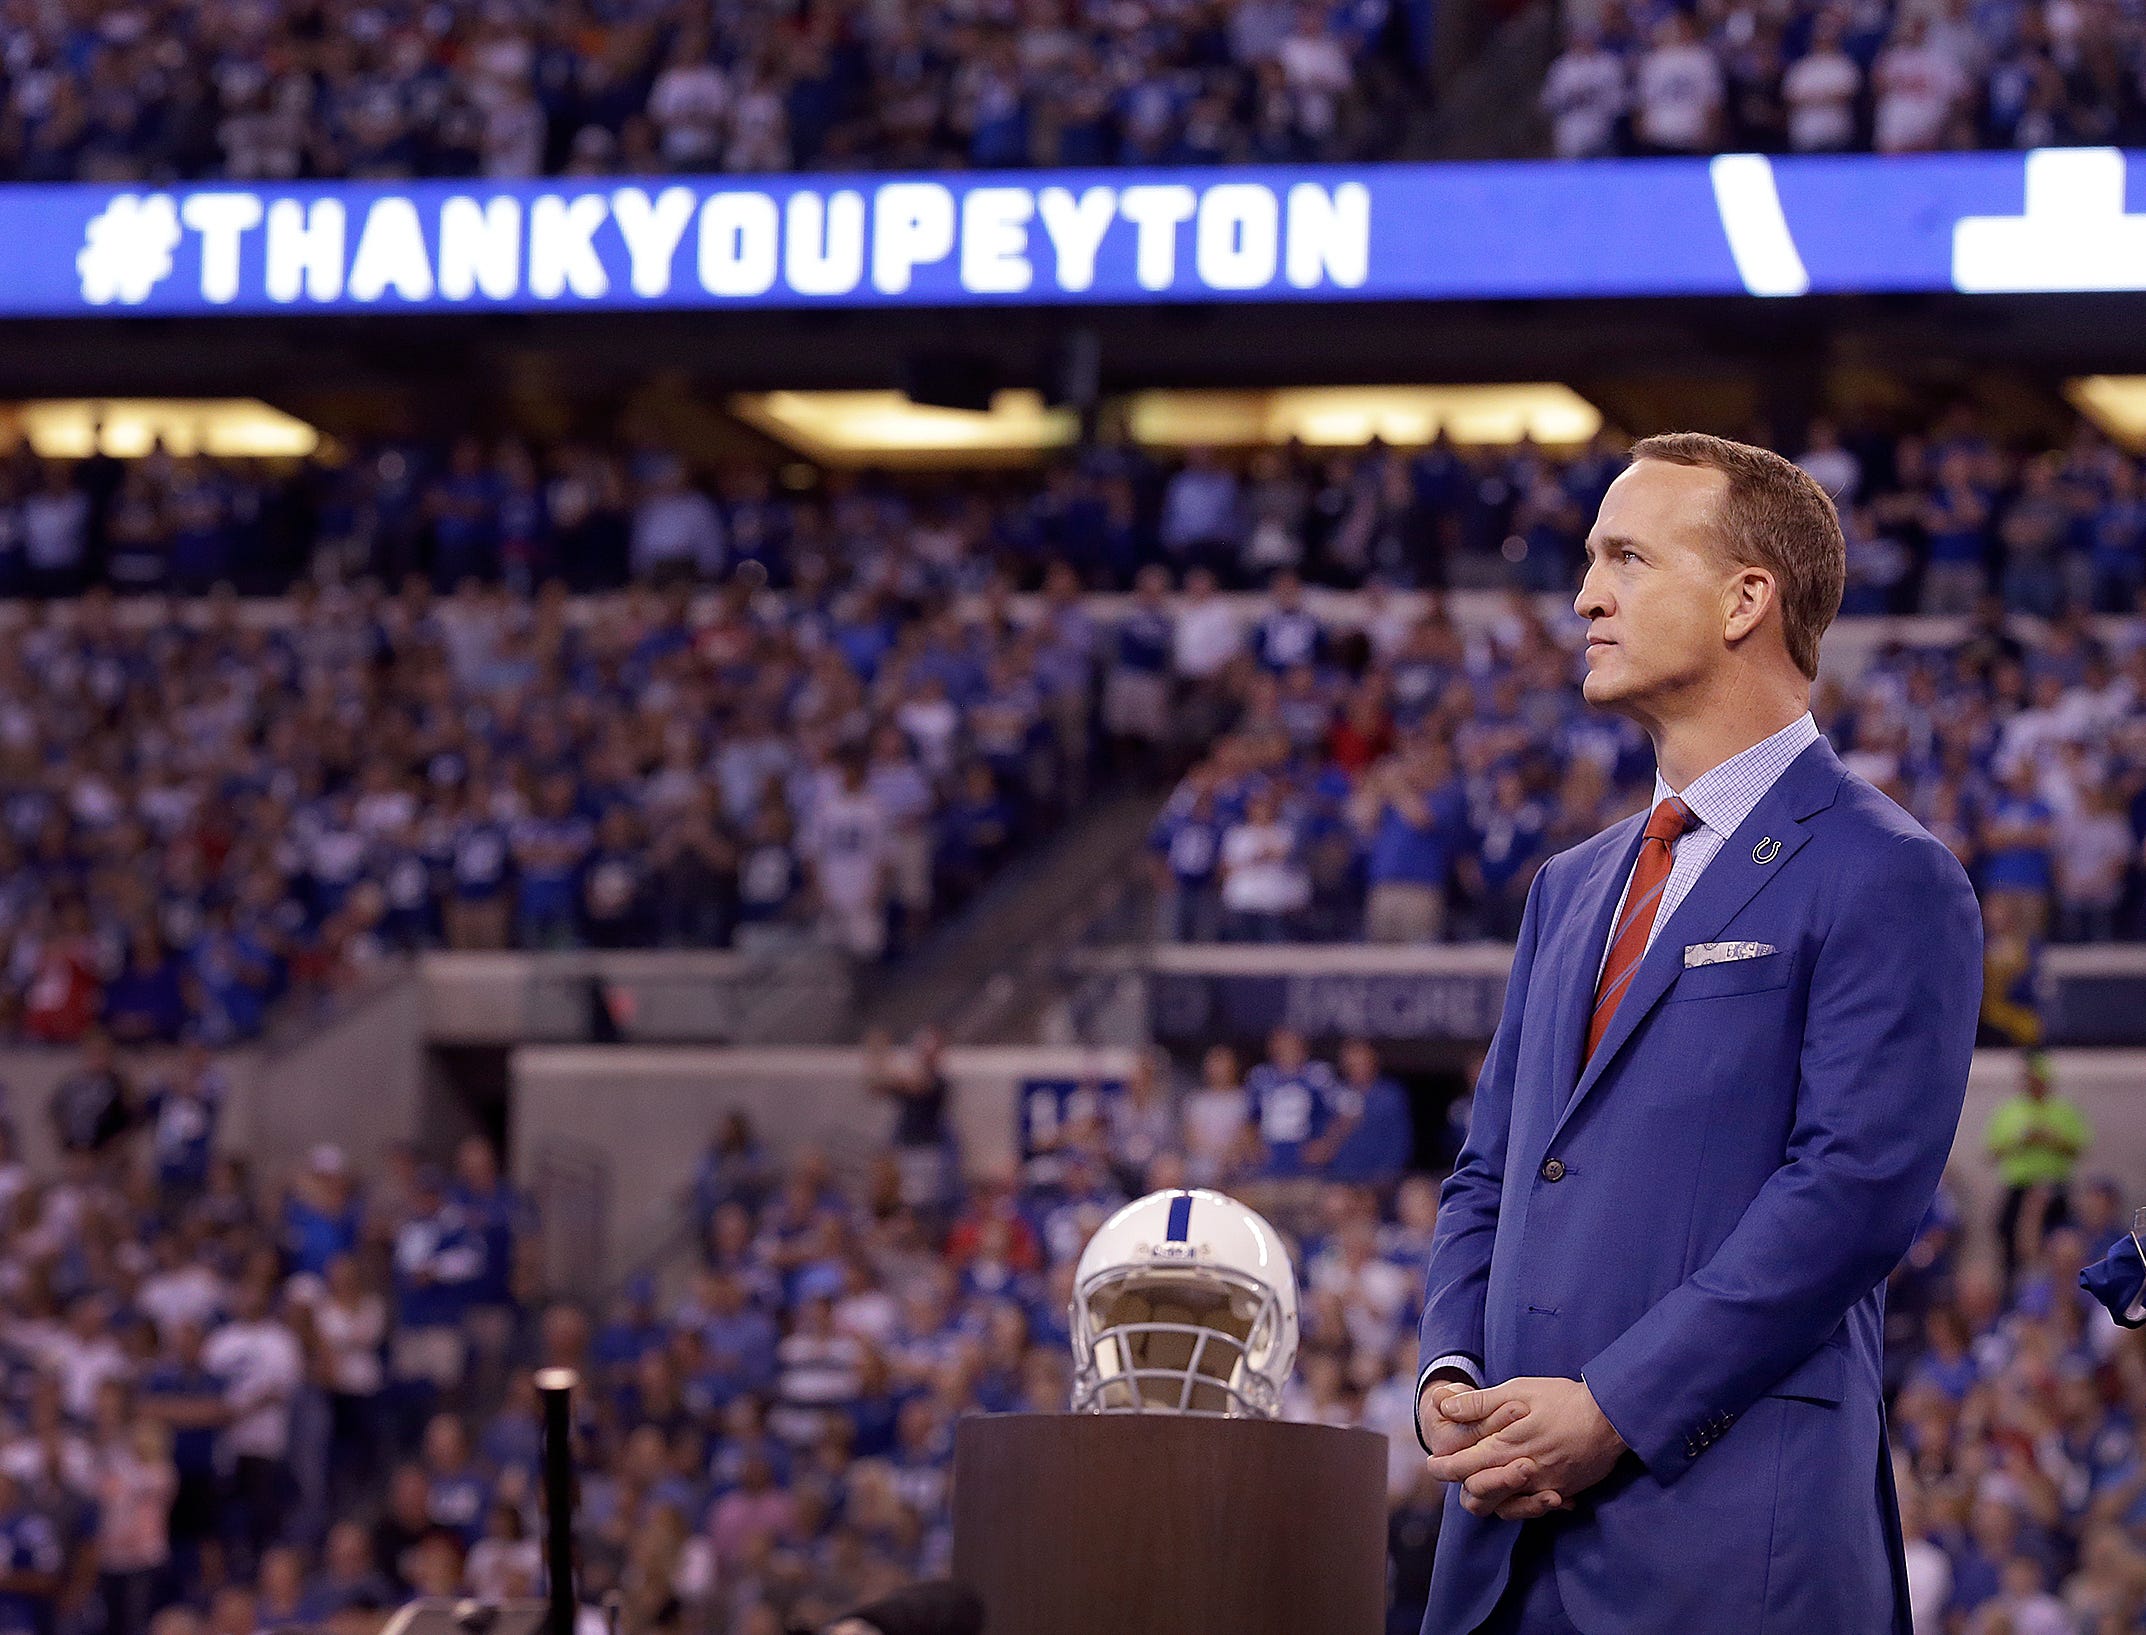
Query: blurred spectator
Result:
<box><xmin>1323</xmin><ymin>1039</ymin><xmax>1415</xmax><ymax>1189</ymax></box>
<box><xmin>200</xmin><ymin>1276</ymin><xmax>302</xmax><ymax>1580</ymax></box>
<box><xmin>1543</xmin><ymin>30</ymin><xmax>1628</xmax><ymax>157</ymax></box>
<box><xmin>693</xmin><ymin>1111</ymin><xmax>777</xmax><ymax>1244</ymax></box>
<box><xmin>311</xmin><ymin>1254</ymin><xmax>388</xmax><ymax>1515</ymax></box>
<box><xmin>1634</xmin><ymin>15</ymin><xmax>1724</xmax><ymax>154</ymax></box>
<box><xmin>1985</xmin><ymin>1051</ymin><xmax>2094</xmax><ymax>1288</ymax></box>
<box><xmin>1873</xmin><ymin>15</ymin><xmax>1970</xmax><ymax>154</ymax></box>
<box><xmin>1181</xmin><ymin>1044</ymin><xmax>1251</xmax><ymax>1190</ymax></box>
<box><xmin>1243</xmin><ymin>1027</ymin><xmax>1338</xmax><ymax>1189</ymax></box>
<box><xmin>1355</xmin><ymin>743</ymin><xmax>1462</xmax><ymax>944</ymax></box>
<box><xmin>51</xmin><ymin>1032</ymin><xmax>133</xmax><ymax>1157</ymax></box>
<box><xmin>866</xmin><ymin>1029</ymin><xmax>957</xmax><ymax>1231</ymax></box>
<box><xmin>143</xmin><ymin>1045</ymin><xmax>223</xmax><ymax>1208</ymax></box>
<box><xmin>93</xmin><ymin>1413</ymin><xmax>176</xmax><ymax>1635</ymax></box>
<box><xmin>1982</xmin><ymin>760</ymin><xmax>2059</xmax><ymax>941</ymax></box>
<box><xmin>390</xmin><ymin>1167</ymin><xmax>486</xmax><ymax>1421</ymax></box>
<box><xmin>1218</xmin><ymin>784</ymin><xmax>1309</xmax><ymax>941</ymax></box>
<box><xmin>805</xmin><ymin>755</ymin><xmax>890</xmax><ymax>964</ymax></box>
<box><xmin>2055</xmin><ymin>785</ymin><xmax>2132</xmax><ymax>944</ymax></box>
<box><xmin>1783</xmin><ymin>16</ymin><xmax>1863</xmax><ymax>151</ymax></box>
<box><xmin>1104</xmin><ymin>1051</ymin><xmax>1181</xmax><ymax>1197</ymax></box>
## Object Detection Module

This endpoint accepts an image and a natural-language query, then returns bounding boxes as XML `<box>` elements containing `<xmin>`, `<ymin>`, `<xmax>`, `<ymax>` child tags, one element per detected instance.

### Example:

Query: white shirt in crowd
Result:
<box><xmin>46</xmin><ymin>1329</ymin><xmax>129</xmax><ymax>1420</ymax></box>
<box><xmin>202</xmin><ymin>1317</ymin><xmax>304</xmax><ymax>1460</ymax></box>
<box><xmin>0</xmin><ymin>1425</ymin><xmax>94</xmax><ymax>1494</ymax></box>
<box><xmin>22</xmin><ymin>488</ymin><xmax>87</xmax><ymax>571</ymax></box>
<box><xmin>1783</xmin><ymin>48</ymin><xmax>1861</xmax><ymax>150</ymax></box>
<box><xmin>806</xmin><ymin>787</ymin><xmax>889</xmax><ymax>910</ymax></box>
<box><xmin>1874</xmin><ymin>42</ymin><xmax>1965</xmax><ymax>151</ymax></box>
<box><xmin>2055</xmin><ymin>806</ymin><xmax>2133</xmax><ymax>909</ymax></box>
<box><xmin>1173</xmin><ymin>594</ymin><xmax>1244</xmax><ymax>680</ymax></box>
<box><xmin>648</xmin><ymin>62</ymin><xmax>730</xmax><ymax>166</ymax></box>
<box><xmin>1220</xmin><ymin>820</ymin><xmax>1310</xmax><ymax>914</ymax></box>
<box><xmin>894</xmin><ymin>692</ymin><xmax>961</xmax><ymax>776</ymax></box>
<box><xmin>1308</xmin><ymin>1251</ymin><xmax>1414</xmax><ymax>1354</ymax></box>
<box><xmin>1181</xmin><ymin>1086</ymin><xmax>1249</xmax><ymax>1186</ymax></box>
<box><xmin>1542</xmin><ymin>43</ymin><xmax>1627</xmax><ymax>157</ymax></box>
<box><xmin>481</xmin><ymin>92</ymin><xmax>545</xmax><ymax>178</ymax></box>
<box><xmin>311</xmin><ymin>1291</ymin><xmax>388</xmax><ymax>1397</ymax></box>
<box><xmin>630</xmin><ymin>485</ymin><xmax>727</xmax><ymax>579</ymax></box>
<box><xmin>1795</xmin><ymin>440</ymin><xmax>1862</xmax><ymax>502</ymax></box>
<box><xmin>1635</xmin><ymin>41</ymin><xmax>1723</xmax><ymax>149</ymax></box>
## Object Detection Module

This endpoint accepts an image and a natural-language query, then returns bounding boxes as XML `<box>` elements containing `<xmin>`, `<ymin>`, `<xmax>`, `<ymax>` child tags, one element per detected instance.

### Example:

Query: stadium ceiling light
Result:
<box><xmin>6</xmin><ymin>398</ymin><xmax>320</xmax><ymax>459</ymax></box>
<box><xmin>1125</xmin><ymin>385</ymin><xmax>1602</xmax><ymax>448</ymax></box>
<box><xmin>730</xmin><ymin>389</ymin><xmax>1080</xmax><ymax>465</ymax></box>
<box><xmin>736</xmin><ymin>383</ymin><xmax>1602</xmax><ymax>464</ymax></box>
<box><xmin>2065</xmin><ymin>376</ymin><xmax>2146</xmax><ymax>449</ymax></box>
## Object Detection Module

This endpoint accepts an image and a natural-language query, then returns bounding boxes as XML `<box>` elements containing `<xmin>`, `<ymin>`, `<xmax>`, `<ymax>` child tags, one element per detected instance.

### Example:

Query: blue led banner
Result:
<box><xmin>5</xmin><ymin>147</ymin><xmax>2145</xmax><ymax>317</ymax></box>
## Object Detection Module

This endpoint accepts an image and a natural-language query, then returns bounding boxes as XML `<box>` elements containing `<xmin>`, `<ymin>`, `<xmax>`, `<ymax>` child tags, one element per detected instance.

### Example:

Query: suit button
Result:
<box><xmin>1540</xmin><ymin>1158</ymin><xmax>1566</xmax><ymax>1182</ymax></box>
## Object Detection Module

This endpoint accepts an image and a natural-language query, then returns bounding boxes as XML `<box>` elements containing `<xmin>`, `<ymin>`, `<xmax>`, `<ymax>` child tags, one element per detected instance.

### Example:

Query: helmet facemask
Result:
<box><xmin>1069</xmin><ymin>1263</ymin><xmax>1285</xmax><ymax>1418</ymax></box>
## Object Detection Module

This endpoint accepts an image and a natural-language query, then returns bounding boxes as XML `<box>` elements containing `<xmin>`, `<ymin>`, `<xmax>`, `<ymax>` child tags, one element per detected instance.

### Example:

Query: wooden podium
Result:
<box><xmin>951</xmin><ymin>1413</ymin><xmax>1389</xmax><ymax>1635</ymax></box>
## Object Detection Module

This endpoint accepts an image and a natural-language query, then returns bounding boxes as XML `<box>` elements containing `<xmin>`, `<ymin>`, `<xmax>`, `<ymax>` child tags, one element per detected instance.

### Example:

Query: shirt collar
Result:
<box><xmin>1651</xmin><ymin>711</ymin><xmax>1821</xmax><ymax>840</ymax></box>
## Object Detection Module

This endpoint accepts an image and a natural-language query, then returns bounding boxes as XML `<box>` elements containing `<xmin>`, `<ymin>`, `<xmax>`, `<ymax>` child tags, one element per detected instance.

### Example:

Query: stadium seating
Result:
<box><xmin>0</xmin><ymin>0</ymin><xmax>1421</xmax><ymax>184</ymax></box>
<box><xmin>0</xmin><ymin>416</ymin><xmax>2140</xmax><ymax>1047</ymax></box>
<box><xmin>1543</xmin><ymin>0</ymin><xmax>2146</xmax><ymax>158</ymax></box>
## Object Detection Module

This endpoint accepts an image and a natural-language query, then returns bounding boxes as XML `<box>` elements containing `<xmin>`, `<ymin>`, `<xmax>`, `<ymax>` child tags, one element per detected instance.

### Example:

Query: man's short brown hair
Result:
<box><xmin>1627</xmin><ymin>431</ymin><xmax>1845</xmax><ymax>680</ymax></box>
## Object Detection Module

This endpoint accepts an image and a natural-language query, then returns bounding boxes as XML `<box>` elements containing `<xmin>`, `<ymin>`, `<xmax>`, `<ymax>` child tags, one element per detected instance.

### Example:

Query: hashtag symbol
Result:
<box><xmin>77</xmin><ymin>193</ymin><xmax>183</xmax><ymax>306</ymax></box>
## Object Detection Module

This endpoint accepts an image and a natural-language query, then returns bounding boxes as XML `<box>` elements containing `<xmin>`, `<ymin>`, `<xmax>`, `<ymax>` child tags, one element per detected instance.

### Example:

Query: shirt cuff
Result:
<box><xmin>1413</xmin><ymin>1353</ymin><xmax>1484</xmax><ymax>1456</ymax></box>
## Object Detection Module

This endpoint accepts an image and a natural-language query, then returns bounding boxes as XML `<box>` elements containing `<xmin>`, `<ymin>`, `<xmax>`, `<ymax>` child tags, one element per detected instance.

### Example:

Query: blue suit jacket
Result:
<box><xmin>1417</xmin><ymin>735</ymin><xmax>1982</xmax><ymax>1635</ymax></box>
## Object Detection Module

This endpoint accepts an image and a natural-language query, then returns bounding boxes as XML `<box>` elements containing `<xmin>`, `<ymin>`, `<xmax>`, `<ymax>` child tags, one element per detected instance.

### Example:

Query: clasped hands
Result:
<box><xmin>1419</xmin><ymin>1375</ymin><xmax>1629</xmax><ymax>1520</ymax></box>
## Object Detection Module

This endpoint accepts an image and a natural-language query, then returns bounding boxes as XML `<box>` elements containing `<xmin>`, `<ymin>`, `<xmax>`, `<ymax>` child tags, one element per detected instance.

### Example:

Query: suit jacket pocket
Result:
<box><xmin>1665</xmin><ymin>949</ymin><xmax>1792</xmax><ymax>1001</ymax></box>
<box><xmin>1760</xmin><ymin>1342</ymin><xmax>1844</xmax><ymax>1406</ymax></box>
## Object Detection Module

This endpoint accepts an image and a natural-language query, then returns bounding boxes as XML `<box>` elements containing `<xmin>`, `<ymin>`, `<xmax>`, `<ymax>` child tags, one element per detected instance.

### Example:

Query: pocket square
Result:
<box><xmin>1683</xmin><ymin>940</ymin><xmax>1778</xmax><ymax>967</ymax></box>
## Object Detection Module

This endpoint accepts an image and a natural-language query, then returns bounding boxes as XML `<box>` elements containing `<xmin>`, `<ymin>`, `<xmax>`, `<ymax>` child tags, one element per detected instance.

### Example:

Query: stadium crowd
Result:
<box><xmin>0</xmin><ymin>556</ymin><xmax>1111</xmax><ymax>1047</ymax></box>
<box><xmin>0</xmin><ymin>411</ymin><xmax>2142</xmax><ymax>1042</ymax></box>
<box><xmin>0</xmin><ymin>1030</ymin><xmax>2138</xmax><ymax>1635</ymax></box>
<box><xmin>0</xmin><ymin>0</ymin><xmax>1420</xmax><ymax>184</ymax></box>
<box><xmin>1543</xmin><ymin>0</ymin><xmax>2146</xmax><ymax>157</ymax></box>
<box><xmin>1141</xmin><ymin>580</ymin><xmax>2146</xmax><ymax>960</ymax></box>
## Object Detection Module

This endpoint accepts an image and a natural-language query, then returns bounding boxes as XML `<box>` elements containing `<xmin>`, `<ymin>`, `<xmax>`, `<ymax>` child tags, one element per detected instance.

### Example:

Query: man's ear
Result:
<box><xmin>1721</xmin><ymin>566</ymin><xmax>1776</xmax><ymax>646</ymax></box>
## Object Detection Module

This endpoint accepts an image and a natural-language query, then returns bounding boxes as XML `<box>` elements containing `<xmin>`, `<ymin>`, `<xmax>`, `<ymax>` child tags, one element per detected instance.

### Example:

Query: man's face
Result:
<box><xmin>1574</xmin><ymin>460</ymin><xmax>1741</xmax><ymax>722</ymax></box>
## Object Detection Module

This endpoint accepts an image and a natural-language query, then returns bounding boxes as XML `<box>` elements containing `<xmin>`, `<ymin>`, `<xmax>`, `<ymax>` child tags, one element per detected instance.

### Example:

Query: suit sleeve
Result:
<box><xmin>1413</xmin><ymin>860</ymin><xmax>1551</xmax><ymax>1438</ymax></box>
<box><xmin>1580</xmin><ymin>832</ymin><xmax>1983</xmax><ymax>1485</ymax></box>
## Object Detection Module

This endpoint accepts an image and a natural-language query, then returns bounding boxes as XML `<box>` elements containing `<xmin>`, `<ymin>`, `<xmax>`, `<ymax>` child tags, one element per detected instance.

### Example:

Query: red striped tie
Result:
<box><xmin>1586</xmin><ymin>796</ymin><xmax>1699</xmax><ymax>1066</ymax></box>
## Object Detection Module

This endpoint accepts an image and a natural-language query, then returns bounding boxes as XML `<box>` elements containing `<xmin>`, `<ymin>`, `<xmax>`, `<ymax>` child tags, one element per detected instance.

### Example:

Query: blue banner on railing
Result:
<box><xmin>8</xmin><ymin>147</ymin><xmax>2146</xmax><ymax>317</ymax></box>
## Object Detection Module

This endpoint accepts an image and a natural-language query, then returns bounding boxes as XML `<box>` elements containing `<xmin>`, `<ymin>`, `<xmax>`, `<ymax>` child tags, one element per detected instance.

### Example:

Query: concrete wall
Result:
<box><xmin>421</xmin><ymin>949</ymin><xmax>854</xmax><ymax>1045</ymax></box>
<box><xmin>508</xmin><ymin>1044</ymin><xmax>1139</xmax><ymax>1283</ymax></box>
<box><xmin>246</xmin><ymin>973</ymin><xmax>429</xmax><ymax>1180</ymax></box>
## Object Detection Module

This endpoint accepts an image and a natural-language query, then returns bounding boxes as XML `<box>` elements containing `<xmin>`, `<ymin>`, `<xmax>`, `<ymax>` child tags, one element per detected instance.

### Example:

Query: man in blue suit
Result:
<box><xmin>1412</xmin><ymin>433</ymin><xmax>1983</xmax><ymax>1634</ymax></box>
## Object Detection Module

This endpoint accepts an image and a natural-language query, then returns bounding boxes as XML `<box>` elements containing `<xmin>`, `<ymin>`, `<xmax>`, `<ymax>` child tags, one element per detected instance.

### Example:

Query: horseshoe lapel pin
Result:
<box><xmin>1752</xmin><ymin>836</ymin><xmax>1781</xmax><ymax>864</ymax></box>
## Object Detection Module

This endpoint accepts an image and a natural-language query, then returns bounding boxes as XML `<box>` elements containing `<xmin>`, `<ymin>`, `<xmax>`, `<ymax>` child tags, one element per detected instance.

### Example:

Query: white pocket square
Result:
<box><xmin>1683</xmin><ymin>941</ymin><xmax>1778</xmax><ymax>967</ymax></box>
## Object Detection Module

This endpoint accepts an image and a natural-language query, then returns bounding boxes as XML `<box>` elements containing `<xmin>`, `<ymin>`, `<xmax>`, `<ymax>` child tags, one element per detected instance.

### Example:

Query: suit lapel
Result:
<box><xmin>1546</xmin><ymin>817</ymin><xmax>1647</xmax><ymax>1110</ymax></box>
<box><xmin>1549</xmin><ymin>736</ymin><xmax>1848</xmax><ymax>1143</ymax></box>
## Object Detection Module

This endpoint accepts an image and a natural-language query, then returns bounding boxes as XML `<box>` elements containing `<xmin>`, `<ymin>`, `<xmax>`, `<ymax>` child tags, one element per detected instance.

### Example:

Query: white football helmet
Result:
<box><xmin>1068</xmin><ymin>1187</ymin><xmax>1300</xmax><ymax>1419</ymax></box>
